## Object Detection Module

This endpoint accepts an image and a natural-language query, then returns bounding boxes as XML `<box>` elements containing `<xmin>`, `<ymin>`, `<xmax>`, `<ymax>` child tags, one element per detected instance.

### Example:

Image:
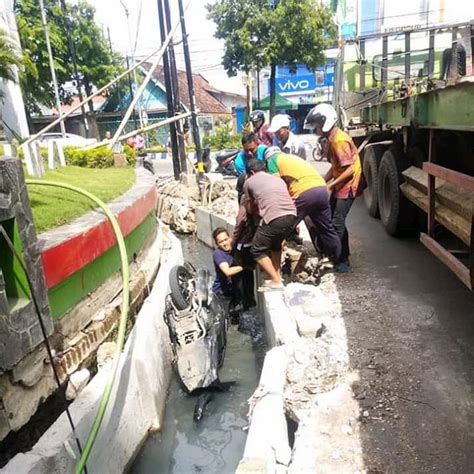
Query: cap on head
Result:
<box><xmin>268</xmin><ymin>114</ymin><xmax>291</xmax><ymax>133</ymax></box>
<box><xmin>304</xmin><ymin>103</ymin><xmax>338</xmax><ymax>133</ymax></box>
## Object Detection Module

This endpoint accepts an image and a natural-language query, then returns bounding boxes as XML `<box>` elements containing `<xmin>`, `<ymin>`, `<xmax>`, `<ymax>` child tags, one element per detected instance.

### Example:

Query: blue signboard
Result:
<box><xmin>276</xmin><ymin>74</ymin><xmax>316</xmax><ymax>94</ymax></box>
<box><xmin>273</xmin><ymin>61</ymin><xmax>335</xmax><ymax>96</ymax></box>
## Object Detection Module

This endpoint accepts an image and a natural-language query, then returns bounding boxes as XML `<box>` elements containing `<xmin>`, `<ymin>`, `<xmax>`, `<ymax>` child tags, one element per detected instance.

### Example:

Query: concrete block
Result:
<box><xmin>65</xmin><ymin>369</ymin><xmax>90</xmax><ymax>400</ymax></box>
<box><xmin>12</xmin><ymin>345</ymin><xmax>47</xmax><ymax>387</ymax></box>
<box><xmin>195</xmin><ymin>207</ymin><xmax>213</xmax><ymax>248</ymax></box>
<box><xmin>238</xmin><ymin>346</ymin><xmax>291</xmax><ymax>473</ymax></box>
<box><xmin>210</xmin><ymin>213</ymin><xmax>227</xmax><ymax>234</ymax></box>
<box><xmin>289</xmin><ymin>380</ymin><xmax>364</xmax><ymax>474</ymax></box>
<box><xmin>261</xmin><ymin>291</ymin><xmax>299</xmax><ymax>348</ymax></box>
<box><xmin>2</xmin><ymin>368</ymin><xmax>56</xmax><ymax>432</ymax></box>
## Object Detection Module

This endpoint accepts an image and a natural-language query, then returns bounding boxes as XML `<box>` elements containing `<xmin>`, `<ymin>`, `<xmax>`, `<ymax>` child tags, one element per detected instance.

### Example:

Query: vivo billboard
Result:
<box><xmin>276</xmin><ymin>74</ymin><xmax>316</xmax><ymax>95</ymax></box>
<box><xmin>273</xmin><ymin>62</ymin><xmax>335</xmax><ymax>96</ymax></box>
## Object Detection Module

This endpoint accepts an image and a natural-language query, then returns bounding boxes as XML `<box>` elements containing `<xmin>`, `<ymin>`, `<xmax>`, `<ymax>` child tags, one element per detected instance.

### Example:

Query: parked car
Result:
<box><xmin>36</xmin><ymin>133</ymin><xmax>97</xmax><ymax>147</ymax></box>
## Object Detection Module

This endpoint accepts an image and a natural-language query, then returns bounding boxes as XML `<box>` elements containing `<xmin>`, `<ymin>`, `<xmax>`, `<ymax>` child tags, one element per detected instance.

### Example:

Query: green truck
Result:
<box><xmin>334</xmin><ymin>21</ymin><xmax>474</xmax><ymax>289</ymax></box>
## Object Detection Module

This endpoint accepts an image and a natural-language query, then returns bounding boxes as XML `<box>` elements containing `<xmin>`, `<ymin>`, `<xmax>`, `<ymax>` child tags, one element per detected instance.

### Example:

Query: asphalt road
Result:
<box><xmin>339</xmin><ymin>199</ymin><xmax>474</xmax><ymax>472</ymax></box>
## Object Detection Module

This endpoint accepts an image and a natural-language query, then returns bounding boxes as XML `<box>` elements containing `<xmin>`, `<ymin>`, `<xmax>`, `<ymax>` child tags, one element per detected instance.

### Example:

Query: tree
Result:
<box><xmin>207</xmin><ymin>0</ymin><xmax>336</xmax><ymax>117</ymax></box>
<box><xmin>67</xmin><ymin>1</ymin><xmax>123</xmax><ymax>113</ymax></box>
<box><xmin>0</xmin><ymin>29</ymin><xmax>23</xmax><ymax>86</ymax></box>
<box><xmin>15</xmin><ymin>0</ymin><xmax>69</xmax><ymax>114</ymax></box>
<box><xmin>15</xmin><ymin>0</ymin><xmax>122</xmax><ymax>116</ymax></box>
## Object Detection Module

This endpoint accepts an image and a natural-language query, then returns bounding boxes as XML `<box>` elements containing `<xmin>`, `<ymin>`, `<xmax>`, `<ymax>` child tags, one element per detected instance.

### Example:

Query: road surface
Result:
<box><xmin>340</xmin><ymin>199</ymin><xmax>474</xmax><ymax>472</ymax></box>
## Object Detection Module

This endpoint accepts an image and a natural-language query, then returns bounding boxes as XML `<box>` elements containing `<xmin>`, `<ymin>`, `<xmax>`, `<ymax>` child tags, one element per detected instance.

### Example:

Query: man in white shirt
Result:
<box><xmin>269</xmin><ymin>114</ymin><xmax>307</xmax><ymax>160</ymax></box>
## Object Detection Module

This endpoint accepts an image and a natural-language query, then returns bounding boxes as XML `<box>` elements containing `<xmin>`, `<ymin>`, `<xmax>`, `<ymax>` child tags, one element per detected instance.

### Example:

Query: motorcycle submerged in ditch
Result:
<box><xmin>163</xmin><ymin>263</ymin><xmax>234</xmax><ymax>422</ymax></box>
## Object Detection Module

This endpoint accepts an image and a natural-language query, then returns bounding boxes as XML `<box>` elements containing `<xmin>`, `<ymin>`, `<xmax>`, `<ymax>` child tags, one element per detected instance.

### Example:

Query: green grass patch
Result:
<box><xmin>27</xmin><ymin>166</ymin><xmax>136</xmax><ymax>233</ymax></box>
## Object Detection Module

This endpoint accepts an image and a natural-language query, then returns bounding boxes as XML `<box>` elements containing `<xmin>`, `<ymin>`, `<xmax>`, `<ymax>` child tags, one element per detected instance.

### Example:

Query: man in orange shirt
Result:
<box><xmin>304</xmin><ymin>104</ymin><xmax>364</xmax><ymax>272</ymax></box>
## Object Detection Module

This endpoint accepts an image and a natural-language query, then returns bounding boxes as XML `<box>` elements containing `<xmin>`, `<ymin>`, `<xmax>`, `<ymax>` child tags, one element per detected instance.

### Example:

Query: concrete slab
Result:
<box><xmin>195</xmin><ymin>207</ymin><xmax>213</xmax><ymax>247</ymax></box>
<box><xmin>237</xmin><ymin>346</ymin><xmax>291</xmax><ymax>474</ymax></box>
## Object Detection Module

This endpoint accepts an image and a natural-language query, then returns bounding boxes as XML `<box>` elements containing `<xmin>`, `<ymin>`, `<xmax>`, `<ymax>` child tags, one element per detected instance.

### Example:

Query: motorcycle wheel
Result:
<box><xmin>169</xmin><ymin>265</ymin><xmax>193</xmax><ymax>310</ymax></box>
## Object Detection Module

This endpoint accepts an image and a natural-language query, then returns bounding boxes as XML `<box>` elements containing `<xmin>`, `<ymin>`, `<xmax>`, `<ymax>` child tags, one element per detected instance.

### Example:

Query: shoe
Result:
<box><xmin>336</xmin><ymin>262</ymin><xmax>349</xmax><ymax>273</ymax></box>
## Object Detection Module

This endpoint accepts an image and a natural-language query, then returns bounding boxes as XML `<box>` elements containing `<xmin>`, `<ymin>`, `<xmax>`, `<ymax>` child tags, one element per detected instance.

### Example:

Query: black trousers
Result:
<box><xmin>234</xmin><ymin>246</ymin><xmax>256</xmax><ymax>310</ymax></box>
<box><xmin>330</xmin><ymin>192</ymin><xmax>355</xmax><ymax>264</ymax></box>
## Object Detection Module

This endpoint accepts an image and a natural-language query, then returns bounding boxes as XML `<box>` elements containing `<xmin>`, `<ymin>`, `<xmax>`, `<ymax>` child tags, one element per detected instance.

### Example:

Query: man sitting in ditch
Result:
<box><xmin>211</xmin><ymin>227</ymin><xmax>244</xmax><ymax>317</ymax></box>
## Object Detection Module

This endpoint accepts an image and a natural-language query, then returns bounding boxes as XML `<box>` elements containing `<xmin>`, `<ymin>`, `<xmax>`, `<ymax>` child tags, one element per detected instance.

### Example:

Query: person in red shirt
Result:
<box><xmin>304</xmin><ymin>104</ymin><xmax>364</xmax><ymax>272</ymax></box>
<box><xmin>249</xmin><ymin>110</ymin><xmax>274</xmax><ymax>147</ymax></box>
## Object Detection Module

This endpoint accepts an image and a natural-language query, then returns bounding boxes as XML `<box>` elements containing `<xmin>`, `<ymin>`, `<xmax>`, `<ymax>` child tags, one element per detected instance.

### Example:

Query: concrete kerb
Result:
<box><xmin>195</xmin><ymin>206</ymin><xmax>236</xmax><ymax>247</ymax></box>
<box><xmin>2</xmin><ymin>222</ymin><xmax>183</xmax><ymax>474</ymax></box>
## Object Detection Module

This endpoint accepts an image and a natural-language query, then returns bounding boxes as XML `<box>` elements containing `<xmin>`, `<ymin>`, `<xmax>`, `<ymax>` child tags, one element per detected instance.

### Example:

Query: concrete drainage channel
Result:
<box><xmin>196</xmin><ymin>207</ymin><xmax>366</xmax><ymax>473</ymax></box>
<box><xmin>3</xmin><ymin>208</ymin><xmax>365</xmax><ymax>473</ymax></box>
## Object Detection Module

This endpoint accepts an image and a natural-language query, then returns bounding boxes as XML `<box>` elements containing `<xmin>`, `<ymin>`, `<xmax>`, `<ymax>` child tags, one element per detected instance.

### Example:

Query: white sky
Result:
<box><xmin>88</xmin><ymin>0</ymin><xmax>246</xmax><ymax>95</ymax></box>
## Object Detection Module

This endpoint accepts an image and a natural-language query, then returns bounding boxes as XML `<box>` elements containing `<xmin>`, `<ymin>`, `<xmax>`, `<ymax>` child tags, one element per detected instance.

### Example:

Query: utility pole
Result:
<box><xmin>157</xmin><ymin>0</ymin><xmax>181</xmax><ymax>180</ymax></box>
<box><xmin>177</xmin><ymin>0</ymin><xmax>203</xmax><ymax>181</ymax></box>
<box><xmin>120</xmin><ymin>0</ymin><xmax>139</xmax><ymax>130</ymax></box>
<box><xmin>107</xmin><ymin>26</ymin><xmax>122</xmax><ymax>108</ymax></box>
<box><xmin>59</xmin><ymin>0</ymin><xmax>89</xmax><ymax>136</ymax></box>
<box><xmin>163</xmin><ymin>0</ymin><xmax>187</xmax><ymax>173</ymax></box>
<box><xmin>38</xmin><ymin>0</ymin><xmax>66</xmax><ymax>136</ymax></box>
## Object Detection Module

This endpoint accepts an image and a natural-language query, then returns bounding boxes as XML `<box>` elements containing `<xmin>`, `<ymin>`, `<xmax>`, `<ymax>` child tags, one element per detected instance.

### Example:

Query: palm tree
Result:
<box><xmin>0</xmin><ymin>28</ymin><xmax>22</xmax><ymax>84</ymax></box>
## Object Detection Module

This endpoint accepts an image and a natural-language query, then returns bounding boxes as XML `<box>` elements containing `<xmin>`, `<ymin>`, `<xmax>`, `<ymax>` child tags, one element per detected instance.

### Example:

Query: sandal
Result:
<box><xmin>257</xmin><ymin>282</ymin><xmax>284</xmax><ymax>292</ymax></box>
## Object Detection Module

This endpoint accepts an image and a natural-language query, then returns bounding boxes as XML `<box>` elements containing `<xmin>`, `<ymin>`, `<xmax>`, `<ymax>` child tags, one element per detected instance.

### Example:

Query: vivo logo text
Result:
<box><xmin>278</xmin><ymin>79</ymin><xmax>310</xmax><ymax>91</ymax></box>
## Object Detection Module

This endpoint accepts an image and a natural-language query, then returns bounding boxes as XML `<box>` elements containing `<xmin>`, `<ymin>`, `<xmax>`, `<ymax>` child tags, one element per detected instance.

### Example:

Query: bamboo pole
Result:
<box><xmin>107</xmin><ymin>13</ymin><xmax>184</xmax><ymax>151</ymax></box>
<box><xmin>20</xmin><ymin>24</ymin><xmax>177</xmax><ymax>149</ymax></box>
<box><xmin>83</xmin><ymin>111</ymin><xmax>193</xmax><ymax>150</ymax></box>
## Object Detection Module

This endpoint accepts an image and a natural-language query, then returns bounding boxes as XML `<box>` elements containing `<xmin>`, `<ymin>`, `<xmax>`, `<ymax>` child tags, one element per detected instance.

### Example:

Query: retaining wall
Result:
<box><xmin>2</xmin><ymin>223</ymin><xmax>182</xmax><ymax>473</ymax></box>
<box><xmin>0</xmin><ymin>165</ymin><xmax>159</xmax><ymax>444</ymax></box>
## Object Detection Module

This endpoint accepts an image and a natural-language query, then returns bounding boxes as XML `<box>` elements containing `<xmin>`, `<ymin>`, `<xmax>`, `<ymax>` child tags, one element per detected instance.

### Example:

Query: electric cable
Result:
<box><xmin>24</xmin><ymin>179</ymin><xmax>130</xmax><ymax>474</ymax></box>
<box><xmin>0</xmin><ymin>224</ymin><xmax>87</xmax><ymax>474</ymax></box>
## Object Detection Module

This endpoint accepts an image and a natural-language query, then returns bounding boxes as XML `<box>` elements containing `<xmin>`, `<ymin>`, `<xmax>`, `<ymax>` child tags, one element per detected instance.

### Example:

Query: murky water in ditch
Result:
<box><xmin>130</xmin><ymin>234</ymin><xmax>265</xmax><ymax>474</ymax></box>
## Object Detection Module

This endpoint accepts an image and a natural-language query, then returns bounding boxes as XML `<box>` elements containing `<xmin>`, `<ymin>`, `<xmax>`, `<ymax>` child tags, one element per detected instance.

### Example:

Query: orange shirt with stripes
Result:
<box><xmin>327</xmin><ymin>128</ymin><xmax>363</xmax><ymax>199</ymax></box>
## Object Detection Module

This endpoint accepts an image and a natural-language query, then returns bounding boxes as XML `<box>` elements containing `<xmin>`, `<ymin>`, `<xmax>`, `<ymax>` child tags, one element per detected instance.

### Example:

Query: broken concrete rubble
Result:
<box><xmin>241</xmin><ymin>257</ymin><xmax>365</xmax><ymax>472</ymax></box>
<box><xmin>156</xmin><ymin>176</ymin><xmax>237</xmax><ymax>233</ymax></box>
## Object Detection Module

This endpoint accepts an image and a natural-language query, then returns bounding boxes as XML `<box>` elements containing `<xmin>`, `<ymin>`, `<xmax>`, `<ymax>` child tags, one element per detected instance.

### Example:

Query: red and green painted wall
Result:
<box><xmin>40</xmin><ymin>185</ymin><xmax>157</xmax><ymax>319</ymax></box>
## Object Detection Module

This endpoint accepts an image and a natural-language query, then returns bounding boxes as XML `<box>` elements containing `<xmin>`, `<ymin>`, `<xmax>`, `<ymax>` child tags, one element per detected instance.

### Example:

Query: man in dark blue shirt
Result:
<box><xmin>212</xmin><ymin>227</ymin><xmax>243</xmax><ymax>297</ymax></box>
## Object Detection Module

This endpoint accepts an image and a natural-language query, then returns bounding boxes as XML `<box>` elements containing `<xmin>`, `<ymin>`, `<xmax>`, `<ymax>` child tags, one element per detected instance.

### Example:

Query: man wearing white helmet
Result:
<box><xmin>304</xmin><ymin>103</ymin><xmax>364</xmax><ymax>273</ymax></box>
<box><xmin>268</xmin><ymin>114</ymin><xmax>307</xmax><ymax>160</ymax></box>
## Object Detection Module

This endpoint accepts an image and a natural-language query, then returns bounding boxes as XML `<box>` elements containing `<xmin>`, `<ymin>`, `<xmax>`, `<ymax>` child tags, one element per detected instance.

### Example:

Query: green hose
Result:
<box><xmin>26</xmin><ymin>179</ymin><xmax>130</xmax><ymax>474</ymax></box>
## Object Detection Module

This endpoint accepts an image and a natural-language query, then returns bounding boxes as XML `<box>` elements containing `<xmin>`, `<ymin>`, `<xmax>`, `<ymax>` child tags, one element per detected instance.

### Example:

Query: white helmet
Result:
<box><xmin>268</xmin><ymin>114</ymin><xmax>291</xmax><ymax>133</ymax></box>
<box><xmin>304</xmin><ymin>103</ymin><xmax>338</xmax><ymax>133</ymax></box>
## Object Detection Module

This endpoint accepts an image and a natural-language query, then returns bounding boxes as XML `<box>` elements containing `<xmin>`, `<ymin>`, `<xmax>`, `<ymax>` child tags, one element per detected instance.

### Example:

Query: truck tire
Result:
<box><xmin>362</xmin><ymin>145</ymin><xmax>384</xmax><ymax>218</ymax></box>
<box><xmin>377</xmin><ymin>147</ymin><xmax>416</xmax><ymax>236</ymax></box>
<box><xmin>169</xmin><ymin>265</ymin><xmax>193</xmax><ymax>310</ymax></box>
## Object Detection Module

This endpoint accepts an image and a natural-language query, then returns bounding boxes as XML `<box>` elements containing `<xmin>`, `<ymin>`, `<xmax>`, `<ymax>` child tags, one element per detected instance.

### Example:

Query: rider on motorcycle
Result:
<box><xmin>249</xmin><ymin>110</ymin><xmax>274</xmax><ymax>147</ymax></box>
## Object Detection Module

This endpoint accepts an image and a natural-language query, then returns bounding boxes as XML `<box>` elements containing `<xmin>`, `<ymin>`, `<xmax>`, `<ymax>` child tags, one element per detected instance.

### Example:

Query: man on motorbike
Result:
<box><xmin>249</xmin><ymin>110</ymin><xmax>274</xmax><ymax>146</ymax></box>
<box><xmin>234</xmin><ymin>132</ymin><xmax>268</xmax><ymax>176</ymax></box>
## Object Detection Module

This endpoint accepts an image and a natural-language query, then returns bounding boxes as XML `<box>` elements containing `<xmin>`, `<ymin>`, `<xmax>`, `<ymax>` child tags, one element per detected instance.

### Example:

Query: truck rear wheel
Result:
<box><xmin>362</xmin><ymin>145</ymin><xmax>384</xmax><ymax>218</ymax></box>
<box><xmin>377</xmin><ymin>147</ymin><xmax>416</xmax><ymax>236</ymax></box>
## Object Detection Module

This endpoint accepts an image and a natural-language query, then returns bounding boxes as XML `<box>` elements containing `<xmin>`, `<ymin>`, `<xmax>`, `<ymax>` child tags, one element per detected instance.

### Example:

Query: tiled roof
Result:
<box><xmin>141</xmin><ymin>63</ymin><xmax>230</xmax><ymax>115</ymax></box>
